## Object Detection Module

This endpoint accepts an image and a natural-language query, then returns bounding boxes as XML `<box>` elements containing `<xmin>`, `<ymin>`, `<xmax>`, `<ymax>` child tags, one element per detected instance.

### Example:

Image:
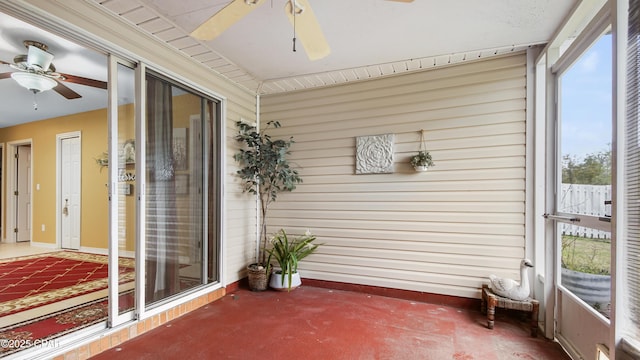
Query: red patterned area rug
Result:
<box><xmin>0</xmin><ymin>252</ymin><xmax>135</xmax><ymax>316</ymax></box>
<box><xmin>0</xmin><ymin>291</ymin><xmax>134</xmax><ymax>357</ymax></box>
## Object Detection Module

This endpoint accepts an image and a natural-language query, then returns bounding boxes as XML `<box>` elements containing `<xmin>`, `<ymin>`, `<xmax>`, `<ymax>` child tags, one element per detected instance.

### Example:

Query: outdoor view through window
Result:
<box><xmin>559</xmin><ymin>32</ymin><xmax>612</xmax><ymax>319</ymax></box>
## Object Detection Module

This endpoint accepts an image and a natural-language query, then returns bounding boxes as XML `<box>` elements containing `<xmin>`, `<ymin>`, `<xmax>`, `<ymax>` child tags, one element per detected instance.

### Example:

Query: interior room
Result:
<box><xmin>0</xmin><ymin>0</ymin><xmax>637</xmax><ymax>359</ymax></box>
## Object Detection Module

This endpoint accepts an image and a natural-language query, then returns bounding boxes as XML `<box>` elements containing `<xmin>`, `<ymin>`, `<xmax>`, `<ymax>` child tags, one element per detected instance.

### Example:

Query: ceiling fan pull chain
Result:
<box><xmin>291</xmin><ymin>0</ymin><xmax>297</xmax><ymax>52</ymax></box>
<box><xmin>32</xmin><ymin>91</ymin><xmax>38</xmax><ymax>111</ymax></box>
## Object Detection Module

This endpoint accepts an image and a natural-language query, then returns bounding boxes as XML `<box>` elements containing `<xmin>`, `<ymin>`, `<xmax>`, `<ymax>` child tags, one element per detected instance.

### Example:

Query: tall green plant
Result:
<box><xmin>234</xmin><ymin>120</ymin><xmax>302</xmax><ymax>265</ymax></box>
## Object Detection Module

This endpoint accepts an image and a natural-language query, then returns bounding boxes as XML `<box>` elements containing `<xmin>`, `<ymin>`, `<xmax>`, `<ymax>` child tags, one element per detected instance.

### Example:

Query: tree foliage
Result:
<box><xmin>234</xmin><ymin>120</ymin><xmax>303</xmax><ymax>265</ymax></box>
<box><xmin>562</xmin><ymin>149</ymin><xmax>611</xmax><ymax>185</ymax></box>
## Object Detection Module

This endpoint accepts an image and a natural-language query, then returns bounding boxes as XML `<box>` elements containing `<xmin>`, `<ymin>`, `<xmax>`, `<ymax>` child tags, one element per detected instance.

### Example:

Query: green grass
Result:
<box><xmin>562</xmin><ymin>235</ymin><xmax>611</xmax><ymax>275</ymax></box>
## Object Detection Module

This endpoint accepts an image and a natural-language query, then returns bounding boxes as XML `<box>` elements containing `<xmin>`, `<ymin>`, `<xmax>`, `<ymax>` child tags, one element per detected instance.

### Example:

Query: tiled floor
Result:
<box><xmin>0</xmin><ymin>242</ymin><xmax>55</xmax><ymax>260</ymax></box>
<box><xmin>90</xmin><ymin>286</ymin><xmax>570</xmax><ymax>360</ymax></box>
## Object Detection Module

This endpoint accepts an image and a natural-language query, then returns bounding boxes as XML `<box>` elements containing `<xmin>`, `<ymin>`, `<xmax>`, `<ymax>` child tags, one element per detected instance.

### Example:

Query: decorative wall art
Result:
<box><xmin>122</xmin><ymin>139</ymin><xmax>135</xmax><ymax>164</ymax></box>
<box><xmin>355</xmin><ymin>134</ymin><xmax>395</xmax><ymax>174</ymax></box>
<box><xmin>173</xmin><ymin>128</ymin><xmax>188</xmax><ymax>171</ymax></box>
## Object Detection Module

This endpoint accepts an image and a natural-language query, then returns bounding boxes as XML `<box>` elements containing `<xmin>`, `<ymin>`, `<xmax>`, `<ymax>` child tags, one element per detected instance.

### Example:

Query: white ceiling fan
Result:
<box><xmin>190</xmin><ymin>0</ymin><xmax>413</xmax><ymax>61</ymax></box>
<box><xmin>0</xmin><ymin>40</ymin><xmax>107</xmax><ymax>99</ymax></box>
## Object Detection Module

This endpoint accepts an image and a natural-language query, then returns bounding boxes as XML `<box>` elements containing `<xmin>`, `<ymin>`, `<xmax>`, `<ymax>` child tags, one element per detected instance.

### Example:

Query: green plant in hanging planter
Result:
<box><xmin>410</xmin><ymin>150</ymin><xmax>434</xmax><ymax>170</ymax></box>
<box><xmin>411</xmin><ymin>130</ymin><xmax>435</xmax><ymax>171</ymax></box>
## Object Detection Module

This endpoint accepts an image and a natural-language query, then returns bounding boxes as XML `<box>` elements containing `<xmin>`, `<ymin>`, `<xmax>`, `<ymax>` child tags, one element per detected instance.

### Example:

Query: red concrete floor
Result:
<box><xmin>90</xmin><ymin>286</ymin><xmax>570</xmax><ymax>360</ymax></box>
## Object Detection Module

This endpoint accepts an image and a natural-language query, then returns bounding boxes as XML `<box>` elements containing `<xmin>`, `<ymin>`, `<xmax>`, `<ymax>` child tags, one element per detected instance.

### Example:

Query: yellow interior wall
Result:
<box><xmin>118</xmin><ymin>103</ymin><xmax>136</xmax><ymax>253</ymax></box>
<box><xmin>0</xmin><ymin>93</ymin><xmax>199</xmax><ymax>252</ymax></box>
<box><xmin>0</xmin><ymin>108</ymin><xmax>108</xmax><ymax>248</ymax></box>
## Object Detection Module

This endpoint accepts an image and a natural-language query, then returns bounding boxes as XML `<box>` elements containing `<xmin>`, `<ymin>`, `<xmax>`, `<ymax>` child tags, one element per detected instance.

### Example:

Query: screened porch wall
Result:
<box><xmin>260</xmin><ymin>53</ymin><xmax>528</xmax><ymax>299</ymax></box>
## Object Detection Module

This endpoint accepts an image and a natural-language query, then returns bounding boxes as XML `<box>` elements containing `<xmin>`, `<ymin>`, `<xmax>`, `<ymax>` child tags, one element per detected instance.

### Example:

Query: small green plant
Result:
<box><xmin>265</xmin><ymin>229</ymin><xmax>320</xmax><ymax>291</ymax></box>
<box><xmin>410</xmin><ymin>150</ymin><xmax>434</xmax><ymax>168</ymax></box>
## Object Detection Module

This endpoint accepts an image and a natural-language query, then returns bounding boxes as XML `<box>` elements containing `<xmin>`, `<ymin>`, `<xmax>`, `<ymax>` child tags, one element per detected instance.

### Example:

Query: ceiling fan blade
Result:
<box><xmin>0</xmin><ymin>59</ymin><xmax>12</xmax><ymax>65</ymax></box>
<box><xmin>191</xmin><ymin>0</ymin><xmax>266</xmax><ymax>41</ymax></box>
<box><xmin>284</xmin><ymin>0</ymin><xmax>330</xmax><ymax>61</ymax></box>
<box><xmin>58</xmin><ymin>73</ymin><xmax>107</xmax><ymax>89</ymax></box>
<box><xmin>0</xmin><ymin>72</ymin><xmax>13</xmax><ymax>79</ymax></box>
<box><xmin>53</xmin><ymin>81</ymin><xmax>82</xmax><ymax>99</ymax></box>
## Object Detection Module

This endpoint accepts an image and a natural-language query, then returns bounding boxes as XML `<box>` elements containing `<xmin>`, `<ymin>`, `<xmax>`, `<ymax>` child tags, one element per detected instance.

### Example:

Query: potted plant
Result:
<box><xmin>266</xmin><ymin>229</ymin><xmax>320</xmax><ymax>291</ymax></box>
<box><xmin>410</xmin><ymin>150</ymin><xmax>434</xmax><ymax>172</ymax></box>
<box><xmin>234</xmin><ymin>120</ymin><xmax>303</xmax><ymax>291</ymax></box>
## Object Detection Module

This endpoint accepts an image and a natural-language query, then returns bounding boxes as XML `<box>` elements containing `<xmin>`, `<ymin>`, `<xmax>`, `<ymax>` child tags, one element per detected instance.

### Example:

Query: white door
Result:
<box><xmin>15</xmin><ymin>145</ymin><xmax>31</xmax><ymax>242</ymax></box>
<box><xmin>61</xmin><ymin>136</ymin><xmax>81</xmax><ymax>250</ymax></box>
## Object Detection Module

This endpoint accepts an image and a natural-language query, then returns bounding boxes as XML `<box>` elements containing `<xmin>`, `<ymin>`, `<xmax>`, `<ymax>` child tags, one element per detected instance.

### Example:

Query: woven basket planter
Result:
<box><xmin>247</xmin><ymin>264</ymin><xmax>269</xmax><ymax>291</ymax></box>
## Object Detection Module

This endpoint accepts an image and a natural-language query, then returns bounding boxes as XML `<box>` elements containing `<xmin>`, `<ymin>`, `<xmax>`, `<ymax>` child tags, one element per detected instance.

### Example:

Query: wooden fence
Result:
<box><xmin>560</xmin><ymin>184</ymin><xmax>612</xmax><ymax>239</ymax></box>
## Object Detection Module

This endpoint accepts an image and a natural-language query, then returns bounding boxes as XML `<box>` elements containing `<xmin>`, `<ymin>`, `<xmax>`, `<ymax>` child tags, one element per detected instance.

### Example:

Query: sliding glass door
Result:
<box><xmin>143</xmin><ymin>72</ymin><xmax>220</xmax><ymax>307</ymax></box>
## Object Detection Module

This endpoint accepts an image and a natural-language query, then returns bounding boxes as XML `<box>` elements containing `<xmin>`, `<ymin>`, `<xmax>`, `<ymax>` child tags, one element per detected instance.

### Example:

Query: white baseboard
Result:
<box><xmin>78</xmin><ymin>246</ymin><xmax>108</xmax><ymax>255</ymax></box>
<box><xmin>31</xmin><ymin>241</ymin><xmax>58</xmax><ymax>249</ymax></box>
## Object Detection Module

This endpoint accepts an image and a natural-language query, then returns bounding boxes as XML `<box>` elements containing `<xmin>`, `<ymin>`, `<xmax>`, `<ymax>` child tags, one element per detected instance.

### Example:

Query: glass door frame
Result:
<box><xmin>552</xmin><ymin>12</ymin><xmax>613</xmax><ymax>318</ymax></box>
<box><xmin>134</xmin><ymin>61</ymin><xmax>148</xmax><ymax>320</ymax></box>
<box><xmin>107</xmin><ymin>57</ymin><xmax>225</xmax><ymax>326</ymax></box>
<box><xmin>543</xmin><ymin>5</ymin><xmax>615</xmax><ymax>358</ymax></box>
<box><xmin>107</xmin><ymin>55</ymin><xmax>139</xmax><ymax>327</ymax></box>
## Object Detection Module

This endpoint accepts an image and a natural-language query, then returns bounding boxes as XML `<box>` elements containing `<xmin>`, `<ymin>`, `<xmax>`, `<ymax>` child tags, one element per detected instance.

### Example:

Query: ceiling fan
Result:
<box><xmin>190</xmin><ymin>0</ymin><xmax>413</xmax><ymax>61</ymax></box>
<box><xmin>0</xmin><ymin>40</ymin><xmax>107</xmax><ymax>100</ymax></box>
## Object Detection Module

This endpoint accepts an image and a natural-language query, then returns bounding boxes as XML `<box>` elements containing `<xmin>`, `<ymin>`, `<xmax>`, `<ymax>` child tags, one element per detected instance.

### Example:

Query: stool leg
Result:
<box><xmin>487</xmin><ymin>296</ymin><xmax>496</xmax><ymax>330</ymax></box>
<box><xmin>531</xmin><ymin>302</ymin><xmax>539</xmax><ymax>337</ymax></box>
<box><xmin>481</xmin><ymin>289</ymin><xmax>487</xmax><ymax>314</ymax></box>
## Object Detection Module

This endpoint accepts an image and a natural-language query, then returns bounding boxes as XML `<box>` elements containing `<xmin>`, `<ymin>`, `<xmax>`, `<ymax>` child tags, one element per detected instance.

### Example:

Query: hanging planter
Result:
<box><xmin>410</xmin><ymin>130</ymin><xmax>434</xmax><ymax>172</ymax></box>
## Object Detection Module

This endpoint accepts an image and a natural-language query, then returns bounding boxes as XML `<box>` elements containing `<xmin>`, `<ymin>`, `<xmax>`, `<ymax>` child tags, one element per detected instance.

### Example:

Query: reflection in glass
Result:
<box><xmin>117</xmin><ymin>63</ymin><xmax>136</xmax><ymax>314</ymax></box>
<box><xmin>145</xmin><ymin>74</ymin><xmax>219</xmax><ymax>305</ymax></box>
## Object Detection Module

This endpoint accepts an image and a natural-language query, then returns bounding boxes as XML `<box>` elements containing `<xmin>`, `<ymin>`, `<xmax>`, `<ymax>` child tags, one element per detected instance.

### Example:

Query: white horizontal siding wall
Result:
<box><xmin>260</xmin><ymin>54</ymin><xmax>528</xmax><ymax>299</ymax></box>
<box><xmin>224</xmin><ymin>96</ymin><xmax>258</xmax><ymax>284</ymax></box>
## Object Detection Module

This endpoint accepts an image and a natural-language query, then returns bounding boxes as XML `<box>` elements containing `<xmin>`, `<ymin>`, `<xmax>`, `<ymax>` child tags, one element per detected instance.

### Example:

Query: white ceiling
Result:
<box><xmin>127</xmin><ymin>0</ymin><xmax>576</xmax><ymax>92</ymax></box>
<box><xmin>0</xmin><ymin>0</ymin><xmax>577</xmax><ymax>127</ymax></box>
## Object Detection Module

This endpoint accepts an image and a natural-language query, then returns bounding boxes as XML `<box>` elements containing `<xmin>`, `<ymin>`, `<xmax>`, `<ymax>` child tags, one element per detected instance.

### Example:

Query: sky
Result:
<box><xmin>560</xmin><ymin>33</ymin><xmax>612</xmax><ymax>161</ymax></box>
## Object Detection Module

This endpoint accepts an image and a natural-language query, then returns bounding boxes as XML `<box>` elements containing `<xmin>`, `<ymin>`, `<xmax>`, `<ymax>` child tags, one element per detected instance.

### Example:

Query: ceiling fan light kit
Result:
<box><xmin>25</xmin><ymin>44</ymin><xmax>54</xmax><ymax>72</ymax></box>
<box><xmin>1</xmin><ymin>39</ymin><xmax>107</xmax><ymax>102</ymax></box>
<box><xmin>11</xmin><ymin>72</ymin><xmax>57</xmax><ymax>93</ymax></box>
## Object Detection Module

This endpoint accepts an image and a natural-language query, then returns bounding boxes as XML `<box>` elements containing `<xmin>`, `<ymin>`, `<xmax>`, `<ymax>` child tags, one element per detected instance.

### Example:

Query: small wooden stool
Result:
<box><xmin>481</xmin><ymin>284</ymin><xmax>539</xmax><ymax>337</ymax></box>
